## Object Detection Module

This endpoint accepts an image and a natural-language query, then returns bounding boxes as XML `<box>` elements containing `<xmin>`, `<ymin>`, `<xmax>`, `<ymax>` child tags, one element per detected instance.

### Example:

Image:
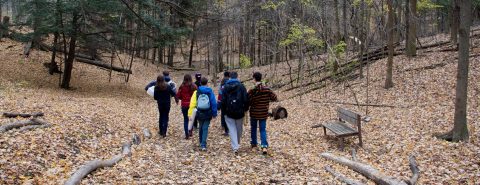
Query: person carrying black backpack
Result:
<box><xmin>221</xmin><ymin>71</ymin><xmax>249</xmax><ymax>154</ymax></box>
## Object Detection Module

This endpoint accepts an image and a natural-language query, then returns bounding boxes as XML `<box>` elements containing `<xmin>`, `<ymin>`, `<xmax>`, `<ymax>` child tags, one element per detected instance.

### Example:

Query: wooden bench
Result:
<box><xmin>313</xmin><ymin>107</ymin><xmax>363</xmax><ymax>148</ymax></box>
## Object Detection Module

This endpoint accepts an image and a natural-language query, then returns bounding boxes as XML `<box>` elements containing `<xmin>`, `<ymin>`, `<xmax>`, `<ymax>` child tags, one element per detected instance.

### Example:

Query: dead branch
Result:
<box><xmin>321</xmin><ymin>153</ymin><xmax>408</xmax><ymax>185</ymax></box>
<box><xmin>2</xmin><ymin>112</ymin><xmax>44</xmax><ymax>118</ymax></box>
<box><xmin>311</xmin><ymin>100</ymin><xmax>396</xmax><ymax>108</ymax></box>
<box><xmin>132</xmin><ymin>134</ymin><xmax>141</xmax><ymax>145</ymax></box>
<box><xmin>17</xmin><ymin>124</ymin><xmax>52</xmax><ymax>132</ymax></box>
<box><xmin>64</xmin><ymin>142</ymin><xmax>132</xmax><ymax>185</ymax></box>
<box><xmin>407</xmin><ymin>155</ymin><xmax>420</xmax><ymax>185</ymax></box>
<box><xmin>325</xmin><ymin>165</ymin><xmax>366</xmax><ymax>185</ymax></box>
<box><xmin>0</xmin><ymin>118</ymin><xmax>50</xmax><ymax>133</ymax></box>
<box><xmin>143</xmin><ymin>128</ymin><xmax>152</xmax><ymax>139</ymax></box>
<box><xmin>351</xmin><ymin>148</ymin><xmax>357</xmax><ymax>161</ymax></box>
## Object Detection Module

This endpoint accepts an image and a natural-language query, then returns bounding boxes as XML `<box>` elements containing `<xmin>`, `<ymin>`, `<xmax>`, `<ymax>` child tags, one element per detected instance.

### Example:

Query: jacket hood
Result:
<box><xmin>226</xmin><ymin>78</ymin><xmax>240</xmax><ymax>84</ymax></box>
<box><xmin>198</xmin><ymin>86</ymin><xmax>213</xmax><ymax>94</ymax></box>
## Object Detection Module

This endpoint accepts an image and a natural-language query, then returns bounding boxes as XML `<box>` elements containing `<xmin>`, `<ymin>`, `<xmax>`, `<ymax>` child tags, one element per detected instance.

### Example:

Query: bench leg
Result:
<box><xmin>323</xmin><ymin>126</ymin><xmax>327</xmax><ymax>135</ymax></box>
<box><xmin>358</xmin><ymin>134</ymin><xmax>363</xmax><ymax>147</ymax></box>
<box><xmin>338</xmin><ymin>138</ymin><xmax>345</xmax><ymax>151</ymax></box>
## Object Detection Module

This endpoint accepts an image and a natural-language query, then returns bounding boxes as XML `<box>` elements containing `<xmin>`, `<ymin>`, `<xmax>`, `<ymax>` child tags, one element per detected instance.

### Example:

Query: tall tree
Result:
<box><xmin>384</xmin><ymin>0</ymin><xmax>395</xmax><ymax>89</ymax></box>
<box><xmin>450</xmin><ymin>0</ymin><xmax>460</xmax><ymax>44</ymax></box>
<box><xmin>406</xmin><ymin>0</ymin><xmax>417</xmax><ymax>57</ymax></box>
<box><xmin>438</xmin><ymin>0</ymin><xmax>472</xmax><ymax>142</ymax></box>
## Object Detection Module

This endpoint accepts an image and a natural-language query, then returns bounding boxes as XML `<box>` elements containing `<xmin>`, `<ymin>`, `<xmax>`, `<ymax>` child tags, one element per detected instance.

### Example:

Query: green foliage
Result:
<box><xmin>333</xmin><ymin>41</ymin><xmax>346</xmax><ymax>56</ymax></box>
<box><xmin>279</xmin><ymin>22</ymin><xmax>324</xmax><ymax>50</ymax></box>
<box><xmin>417</xmin><ymin>0</ymin><xmax>442</xmax><ymax>11</ymax></box>
<box><xmin>239</xmin><ymin>54</ymin><xmax>252</xmax><ymax>68</ymax></box>
<box><xmin>261</xmin><ymin>0</ymin><xmax>286</xmax><ymax>10</ymax></box>
<box><xmin>352</xmin><ymin>0</ymin><xmax>374</xmax><ymax>7</ymax></box>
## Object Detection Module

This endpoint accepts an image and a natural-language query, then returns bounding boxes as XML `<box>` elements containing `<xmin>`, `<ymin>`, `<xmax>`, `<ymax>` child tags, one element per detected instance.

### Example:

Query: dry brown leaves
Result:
<box><xmin>0</xmin><ymin>33</ymin><xmax>479</xmax><ymax>185</ymax></box>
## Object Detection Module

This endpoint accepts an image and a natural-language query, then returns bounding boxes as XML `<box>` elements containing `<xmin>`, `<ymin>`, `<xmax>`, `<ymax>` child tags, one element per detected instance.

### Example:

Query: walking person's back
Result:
<box><xmin>177</xmin><ymin>74</ymin><xmax>197</xmax><ymax>139</ymax></box>
<box><xmin>248</xmin><ymin>72</ymin><xmax>277</xmax><ymax>154</ymax></box>
<box><xmin>152</xmin><ymin>75</ymin><xmax>178</xmax><ymax>138</ymax></box>
<box><xmin>221</xmin><ymin>71</ymin><xmax>249</xmax><ymax>154</ymax></box>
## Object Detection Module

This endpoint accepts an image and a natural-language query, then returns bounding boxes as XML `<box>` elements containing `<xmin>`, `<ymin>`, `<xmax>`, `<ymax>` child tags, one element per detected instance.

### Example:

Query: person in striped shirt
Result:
<box><xmin>248</xmin><ymin>72</ymin><xmax>278</xmax><ymax>154</ymax></box>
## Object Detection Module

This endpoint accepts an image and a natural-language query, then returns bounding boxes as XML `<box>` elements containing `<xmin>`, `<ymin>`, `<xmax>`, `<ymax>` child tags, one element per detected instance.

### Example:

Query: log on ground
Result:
<box><xmin>64</xmin><ymin>142</ymin><xmax>132</xmax><ymax>185</ymax></box>
<box><xmin>0</xmin><ymin>118</ymin><xmax>50</xmax><ymax>133</ymax></box>
<box><xmin>321</xmin><ymin>153</ymin><xmax>408</xmax><ymax>185</ymax></box>
<box><xmin>75</xmin><ymin>58</ymin><xmax>132</xmax><ymax>74</ymax></box>
<box><xmin>2</xmin><ymin>112</ymin><xmax>44</xmax><ymax>118</ymax></box>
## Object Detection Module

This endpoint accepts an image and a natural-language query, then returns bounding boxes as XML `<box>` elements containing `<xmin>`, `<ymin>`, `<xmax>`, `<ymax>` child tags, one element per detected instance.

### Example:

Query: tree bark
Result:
<box><xmin>188</xmin><ymin>20</ymin><xmax>196</xmax><ymax>68</ymax></box>
<box><xmin>3</xmin><ymin>112</ymin><xmax>44</xmax><ymax>118</ymax></box>
<box><xmin>0</xmin><ymin>118</ymin><xmax>50</xmax><ymax>133</ymax></box>
<box><xmin>442</xmin><ymin>0</ymin><xmax>471</xmax><ymax>142</ymax></box>
<box><xmin>406</xmin><ymin>0</ymin><xmax>417</xmax><ymax>57</ymax></box>
<box><xmin>64</xmin><ymin>142</ymin><xmax>132</xmax><ymax>185</ymax></box>
<box><xmin>61</xmin><ymin>12</ymin><xmax>79</xmax><ymax>89</ymax></box>
<box><xmin>384</xmin><ymin>0</ymin><xmax>395</xmax><ymax>89</ymax></box>
<box><xmin>450</xmin><ymin>0</ymin><xmax>460</xmax><ymax>45</ymax></box>
<box><xmin>321</xmin><ymin>153</ymin><xmax>408</xmax><ymax>185</ymax></box>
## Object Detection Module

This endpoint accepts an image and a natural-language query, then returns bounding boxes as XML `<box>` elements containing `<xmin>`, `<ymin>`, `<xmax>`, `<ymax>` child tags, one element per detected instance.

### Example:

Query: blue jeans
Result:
<box><xmin>181</xmin><ymin>107</ymin><xmax>189</xmax><ymax>137</ymax></box>
<box><xmin>158</xmin><ymin>105</ymin><xmax>170</xmax><ymax>136</ymax></box>
<box><xmin>198</xmin><ymin>120</ymin><xmax>210</xmax><ymax>148</ymax></box>
<box><xmin>250</xmin><ymin>118</ymin><xmax>268</xmax><ymax>148</ymax></box>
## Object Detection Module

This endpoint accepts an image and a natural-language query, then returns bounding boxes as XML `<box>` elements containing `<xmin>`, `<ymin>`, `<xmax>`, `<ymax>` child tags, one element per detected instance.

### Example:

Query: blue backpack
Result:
<box><xmin>196</xmin><ymin>90</ymin><xmax>212</xmax><ymax>120</ymax></box>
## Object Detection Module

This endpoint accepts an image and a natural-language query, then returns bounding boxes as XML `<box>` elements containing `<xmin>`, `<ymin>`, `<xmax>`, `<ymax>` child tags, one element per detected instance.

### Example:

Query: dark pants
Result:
<box><xmin>158</xmin><ymin>105</ymin><xmax>170</xmax><ymax>136</ymax></box>
<box><xmin>193</xmin><ymin>116</ymin><xmax>198</xmax><ymax>128</ymax></box>
<box><xmin>181</xmin><ymin>107</ymin><xmax>189</xmax><ymax>138</ymax></box>
<box><xmin>221</xmin><ymin>109</ymin><xmax>228</xmax><ymax>134</ymax></box>
<box><xmin>198</xmin><ymin>119</ymin><xmax>211</xmax><ymax>148</ymax></box>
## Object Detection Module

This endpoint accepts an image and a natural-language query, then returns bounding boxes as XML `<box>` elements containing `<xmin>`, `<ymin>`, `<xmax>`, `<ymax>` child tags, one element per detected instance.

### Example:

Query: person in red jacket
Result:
<box><xmin>177</xmin><ymin>74</ymin><xmax>197</xmax><ymax>139</ymax></box>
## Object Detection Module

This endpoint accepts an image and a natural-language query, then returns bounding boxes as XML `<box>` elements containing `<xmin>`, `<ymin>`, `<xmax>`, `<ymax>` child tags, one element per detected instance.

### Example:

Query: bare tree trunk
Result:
<box><xmin>384</xmin><ymin>0</ymin><xmax>395</xmax><ymax>89</ymax></box>
<box><xmin>450</xmin><ymin>0</ymin><xmax>460</xmax><ymax>45</ymax></box>
<box><xmin>188</xmin><ymin>20</ymin><xmax>196</xmax><ymax>68</ymax></box>
<box><xmin>61</xmin><ymin>12</ymin><xmax>79</xmax><ymax>89</ymax></box>
<box><xmin>334</xmin><ymin>0</ymin><xmax>341</xmax><ymax>42</ymax></box>
<box><xmin>439</xmin><ymin>0</ymin><xmax>471</xmax><ymax>142</ymax></box>
<box><xmin>406</xmin><ymin>0</ymin><xmax>417</xmax><ymax>57</ymax></box>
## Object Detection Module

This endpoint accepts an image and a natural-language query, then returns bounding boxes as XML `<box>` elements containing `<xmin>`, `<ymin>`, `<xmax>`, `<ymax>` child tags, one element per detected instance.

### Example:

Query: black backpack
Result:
<box><xmin>225</xmin><ymin>84</ymin><xmax>246</xmax><ymax>119</ymax></box>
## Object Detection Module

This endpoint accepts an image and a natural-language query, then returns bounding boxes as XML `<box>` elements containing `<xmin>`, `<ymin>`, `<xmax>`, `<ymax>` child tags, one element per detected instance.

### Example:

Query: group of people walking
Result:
<box><xmin>145</xmin><ymin>71</ymin><xmax>277</xmax><ymax>155</ymax></box>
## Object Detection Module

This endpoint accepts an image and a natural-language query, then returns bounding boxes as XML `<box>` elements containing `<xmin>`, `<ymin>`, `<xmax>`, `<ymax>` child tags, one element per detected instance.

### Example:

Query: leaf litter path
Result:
<box><xmin>1</xmin><ymin>36</ymin><xmax>480</xmax><ymax>184</ymax></box>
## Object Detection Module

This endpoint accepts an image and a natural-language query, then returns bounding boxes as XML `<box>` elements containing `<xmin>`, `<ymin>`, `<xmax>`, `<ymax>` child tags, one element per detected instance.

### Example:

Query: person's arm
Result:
<box><xmin>188</xmin><ymin>91</ymin><xmax>197</xmax><ymax>117</ymax></box>
<box><xmin>169</xmin><ymin>86</ymin><xmax>179</xmax><ymax>104</ymax></box>
<box><xmin>145</xmin><ymin>80</ymin><xmax>156</xmax><ymax>91</ymax></box>
<box><xmin>242</xmin><ymin>86</ymin><xmax>249</xmax><ymax>112</ymax></box>
<box><xmin>210</xmin><ymin>90</ymin><xmax>218</xmax><ymax>117</ymax></box>
<box><xmin>270</xmin><ymin>90</ymin><xmax>278</xmax><ymax>102</ymax></box>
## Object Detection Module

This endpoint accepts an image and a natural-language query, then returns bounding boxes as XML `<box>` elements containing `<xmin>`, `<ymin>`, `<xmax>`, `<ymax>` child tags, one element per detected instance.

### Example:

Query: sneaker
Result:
<box><xmin>188</xmin><ymin>130</ymin><xmax>193</xmax><ymax>137</ymax></box>
<box><xmin>262</xmin><ymin>147</ymin><xmax>268</xmax><ymax>155</ymax></box>
<box><xmin>223</xmin><ymin>132</ymin><xmax>229</xmax><ymax>136</ymax></box>
<box><xmin>201</xmin><ymin>147</ymin><xmax>207</xmax><ymax>151</ymax></box>
<box><xmin>233</xmin><ymin>150</ymin><xmax>238</xmax><ymax>155</ymax></box>
<box><xmin>251</xmin><ymin>144</ymin><xmax>258</xmax><ymax>148</ymax></box>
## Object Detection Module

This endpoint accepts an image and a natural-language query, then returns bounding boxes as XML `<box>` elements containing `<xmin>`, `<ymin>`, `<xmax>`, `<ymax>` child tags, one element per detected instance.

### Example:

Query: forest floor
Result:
<box><xmin>0</xmin><ymin>31</ymin><xmax>479</xmax><ymax>184</ymax></box>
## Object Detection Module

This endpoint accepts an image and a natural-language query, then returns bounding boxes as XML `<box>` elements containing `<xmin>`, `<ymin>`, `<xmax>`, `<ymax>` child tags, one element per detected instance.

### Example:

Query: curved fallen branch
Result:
<box><xmin>407</xmin><ymin>155</ymin><xmax>420</xmax><ymax>185</ymax></box>
<box><xmin>18</xmin><ymin>124</ymin><xmax>52</xmax><ymax>132</ymax></box>
<box><xmin>64</xmin><ymin>142</ymin><xmax>132</xmax><ymax>185</ymax></box>
<box><xmin>0</xmin><ymin>118</ymin><xmax>50</xmax><ymax>133</ymax></box>
<box><xmin>321</xmin><ymin>153</ymin><xmax>408</xmax><ymax>185</ymax></box>
<box><xmin>2</xmin><ymin>112</ymin><xmax>44</xmax><ymax>118</ymax></box>
<box><xmin>325</xmin><ymin>165</ymin><xmax>365</xmax><ymax>185</ymax></box>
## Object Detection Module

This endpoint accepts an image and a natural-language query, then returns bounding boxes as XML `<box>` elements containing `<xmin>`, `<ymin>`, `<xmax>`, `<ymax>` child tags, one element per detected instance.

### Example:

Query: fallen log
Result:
<box><xmin>64</xmin><ymin>142</ymin><xmax>132</xmax><ymax>185</ymax></box>
<box><xmin>17</xmin><ymin>124</ymin><xmax>52</xmax><ymax>132</ymax></box>
<box><xmin>311</xmin><ymin>100</ymin><xmax>396</xmax><ymax>108</ymax></box>
<box><xmin>2</xmin><ymin>112</ymin><xmax>44</xmax><ymax>118</ymax></box>
<box><xmin>75</xmin><ymin>57</ymin><xmax>132</xmax><ymax>74</ymax></box>
<box><xmin>408</xmin><ymin>155</ymin><xmax>420</xmax><ymax>185</ymax></box>
<box><xmin>325</xmin><ymin>165</ymin><xmax>365</xmax><ymax>185</ymax></box>
<box><xmin>321</xmin><ymin>153</ymin><xmax>408</xmax><ymax>185</ymax></box>
<box><xmin>0</xmin><ymin>118</ymin><xmax>49</xmax><ymax>133</ymax></box>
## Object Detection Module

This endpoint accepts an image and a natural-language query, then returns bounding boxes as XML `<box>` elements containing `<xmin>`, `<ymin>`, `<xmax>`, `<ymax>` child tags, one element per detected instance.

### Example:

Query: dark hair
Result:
<box><xmin>156</xmin><ymin>75</ymin><xmax>168</xmax><ymax>91</ymax></box>
<box><xmin>230</xmin><ymin>71</ymin><xmax>238</xmax><ymax>79</ymax></box>
<box><xmin>253</xmin><ymin>72</ymin><xmax>262</xmax><ymax>82</ymax></box>
<box><xmin>223</xmin><ymin>71</ymin><xmax>230</xmax><ymax>77</ymax></box>
<box><xmin>181</xmin><ymin>74</ymin><xmax>194</xmax><ymax>90</ymax></box>
<box><xmin>195</xmin><ymin>73</ymin><xmax>202</xmax><ymax>81</ymax></box>
<box><xmin>200</xmin><ymin>77</ymin><xmax>208</xmax><ymax>85</ymax></box>
<box><xmin>163</xmin><ymin>71</ymin><xmax>170</xmax><ymax>76</ymax></box>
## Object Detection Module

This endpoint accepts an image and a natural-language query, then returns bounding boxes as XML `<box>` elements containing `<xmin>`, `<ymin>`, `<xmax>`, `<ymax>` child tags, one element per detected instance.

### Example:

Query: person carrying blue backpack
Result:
<box><xmin>188</xmin><ymin>77</ymin><xmax>217</xmax><ymax>151</ymax></box>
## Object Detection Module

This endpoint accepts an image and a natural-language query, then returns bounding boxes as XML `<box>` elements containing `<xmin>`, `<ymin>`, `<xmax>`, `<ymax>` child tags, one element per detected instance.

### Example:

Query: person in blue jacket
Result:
<box><xmin>153</xmin><ymin>75</ymin><xmax>178</xmax><ymax>138</ymax></box>
<box><xmin>188</xmin><ymin>77</ymin><xmax>217</xmax><ymax>151</ymax></box>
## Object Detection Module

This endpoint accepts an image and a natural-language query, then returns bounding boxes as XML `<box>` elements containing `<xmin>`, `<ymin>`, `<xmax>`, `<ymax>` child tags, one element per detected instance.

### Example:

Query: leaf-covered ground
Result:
<box><xmin>0</xmin><ymin>34</ymin><xmax>479</xmax><ymax>184</ymax></box>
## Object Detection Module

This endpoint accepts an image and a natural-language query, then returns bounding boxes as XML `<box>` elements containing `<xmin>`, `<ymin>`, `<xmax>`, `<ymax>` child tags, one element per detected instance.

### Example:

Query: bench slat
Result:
<box><xmin>323</xmin><ymin>121</ymin><xmax>358</xmax><ymax>136</ymax></box>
